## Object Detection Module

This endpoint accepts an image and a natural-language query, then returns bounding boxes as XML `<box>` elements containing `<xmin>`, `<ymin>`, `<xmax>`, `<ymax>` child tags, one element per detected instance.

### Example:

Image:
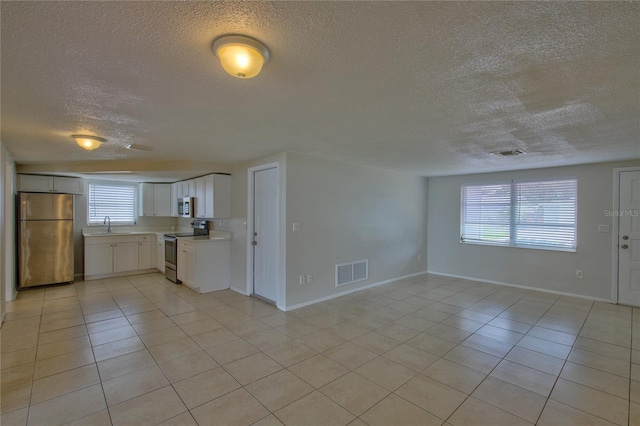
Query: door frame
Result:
<box><xmin>246</xmin><ymin>162</ymin><xmax>283</xmax><ymax>308</ymax></box>
<box><xmin>612</xmin><ymin>166</ymin><xmax>640</xmax><ymax>303</ymax></box>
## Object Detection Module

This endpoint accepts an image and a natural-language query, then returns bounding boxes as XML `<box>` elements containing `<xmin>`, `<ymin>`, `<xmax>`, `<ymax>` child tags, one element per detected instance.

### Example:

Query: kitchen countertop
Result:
<box><xmin>83</xmin><ymin>229</ymin><xmax>231</xmax><ymax>240</ymax></box>
<box><xmin>83</xmin><ymin>229</ymin><xmax>189</xmax><ymax>237</ymax></box>
<box><xmin>176</xmin><ymin>231</ymin><xmax>231</xmax><ymax>241</ymax></box>
<box><xmin>83</xmin><ymin>230</ymin><xmax>162</xmax><ymax>237</ymax></box>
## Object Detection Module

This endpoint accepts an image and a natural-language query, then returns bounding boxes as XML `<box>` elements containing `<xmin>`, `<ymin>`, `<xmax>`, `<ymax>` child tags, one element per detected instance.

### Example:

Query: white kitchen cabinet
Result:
<box><xmin>154</xmin><ymin>184</ymin><xmax>171</xmax><ymax>216</ymax></box>
<box><xmin>192</xmin><ymin>174</ymin><xmax>231</xmax><ymax>219</ymax></box>
<box><xmin>177</xmin><ymin>240</ymin><xmax>195</xmax><ymax>287</ymax></box>
<box><xmin>182</xmin><ymin>179</ymin><xmax>195</xmax><ymax>197</ymax></box>
<box><xmin>84</xmin><ymin>243</ymin><xmax>114</xmax><ymax>276</ymax></box>
<box><xmin>84</xmin><ymin>234</ymin><xmax>157</xmax><ymax>280</ymax></box>
<box><xmin>194</xmin><ymin>176</ymin><xmax>207</xmax><ymax>218</ymax></box>
<box><xmin>139</xmin><ymin>183</ymin><xmax>155</xmax><ymax>216</ymax></box>
<box><xmin>113</xmin><ymin>242</ymin><xmax>139</xmax><ymax>272</ymax></box>
<box><xmin>139</xmin><ymin>183</ymin><xmax>171</xmax><ymax>217</ymax></box>
<box><xmin>170</xmin><ymin>183</ymin><xmax>179</xmax><ymax>217</ymax></box>
<box><xmin>156</xmin><ymin>234</ymin><xmax>165</xmax><ymax>273</ymax></box>
<box><xmin>138</xmin><ymin>240</ymin><xmax>154</xmax><ymax>270</ymax></box>
<box><xmin>177</xmin><ymin>180</ymin><xmax>194</xmax><ymax>198</ymax></box>
<box><xmin>176</xmin><ymin>237</ymin><xmax>230</xmax><ymax>293</ymax></box>
<box><xmin>18</xmin><ymin>174</ymin><xmax>83</xmax><ymax>195</ymax></box>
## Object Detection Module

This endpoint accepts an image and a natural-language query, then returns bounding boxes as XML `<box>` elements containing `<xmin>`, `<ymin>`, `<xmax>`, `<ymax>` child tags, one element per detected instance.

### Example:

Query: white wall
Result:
<box><xmin>285</xmin><ymin>152</ymin><xmax>428</xmax><ymax>308</ymax></box>
<box><xmin>427</xmin><ymin>160</ymin><xmax>640</xmax><ymax>301</ymax></box>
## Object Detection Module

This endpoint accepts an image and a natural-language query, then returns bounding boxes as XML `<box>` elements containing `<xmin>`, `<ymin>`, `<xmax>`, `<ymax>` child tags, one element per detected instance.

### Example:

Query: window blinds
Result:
<box><xmin>461</xmin><ymin>179</ymin><xmax>577</xmax><ymax>251</ymax></box>
<box><xmin>88</xmin><ymin>182</ymin><xmax>137</xmax><ymax>225</ymax></box>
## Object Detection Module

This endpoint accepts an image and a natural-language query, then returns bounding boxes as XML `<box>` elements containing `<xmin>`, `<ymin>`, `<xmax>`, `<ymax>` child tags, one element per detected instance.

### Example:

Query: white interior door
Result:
<box><xmin>618</xmin><ymin>170</ymin><xmax>640</xmax><ymax>306</ymax></box>
<box><xmin>252</xmin><ymin>167</ymin><xmax>278</xmax><ymax>303</ymax></box>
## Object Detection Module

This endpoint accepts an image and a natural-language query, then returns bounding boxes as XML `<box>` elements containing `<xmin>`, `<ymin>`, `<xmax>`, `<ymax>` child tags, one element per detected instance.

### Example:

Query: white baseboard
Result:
<box><xmin>83</xmin><ymin>268</ymin><xmax>157</xmax><ymax>282</ymax></box>
<box><xmin>230</xmin><ymin>286</ymin><xmax>250</xmax><ymax>296</ymax></box>
<box><xmin>283</xmin><ymin>270</ymin><xmax>429</xmax><ymax>311</ymax></box>
<box><xmin>427</xmin><ymin>270</ymin><xmax>614</xmax><ymax>304</ymax></box>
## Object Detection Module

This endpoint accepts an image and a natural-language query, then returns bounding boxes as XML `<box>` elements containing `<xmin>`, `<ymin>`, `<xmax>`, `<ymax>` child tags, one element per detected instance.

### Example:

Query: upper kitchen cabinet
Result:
<box><xmin>18</xmin><ymin>174</ymin><xmax>83</xmax><ymax>195</ymax></box>
<box><xmin>194</xmin><ymin>176</ymin><xmax>206</xmax><ymax>218</ymax></box>
<box><xmin>194</xmin><ymin>174</ymin><xmax>231</xmax><ymax>219</ymax></box>
<box><xmin>176</xmin><ymin>179</ymin><xmax>195</xmax><ymax>198</ymax></box>
<box><xmin>170</xmin><ymin>183</ymin><xmax>179</xmax><ymax>217</ymax></box>
<box><xmin>139</xmin><ymin>183</ymin><xmax>171</xmax><ymax>217</ymax></box>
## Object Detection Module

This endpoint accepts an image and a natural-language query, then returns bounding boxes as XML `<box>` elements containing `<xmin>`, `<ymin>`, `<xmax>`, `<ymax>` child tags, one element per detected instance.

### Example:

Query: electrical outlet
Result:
<box><xmin>299</xmin><ymin>275</ymin><xmax>305</xmax><ymax>285</ymax></box>
<box><xmin>418</xmin><ymin>253</ymin><xmax>421</xmax><ymax>260</ymax></box>
<box><xmin>307</xmin><ymin>274</ymin><xmax>313</xmax><ymax>284</ymax></box>
<box><xmin>576</xmin><ymin>270</ymin><xmax>583</xmax><ymax>279</ymax></box>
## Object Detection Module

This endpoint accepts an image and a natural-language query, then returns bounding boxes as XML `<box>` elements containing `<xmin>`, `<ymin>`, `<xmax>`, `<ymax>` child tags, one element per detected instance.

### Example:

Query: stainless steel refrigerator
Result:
<box><xmin>18</xmin><ymin>192</ymin><xmax>74</xmax><ymax>288</ymax></box>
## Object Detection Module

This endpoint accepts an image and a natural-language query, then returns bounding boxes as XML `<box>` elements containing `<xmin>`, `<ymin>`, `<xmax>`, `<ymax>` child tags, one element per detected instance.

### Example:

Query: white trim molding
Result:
<box><xmin>612</xmin><ymin>166</ymin><xmax>640</xmax><ymax>305</ymax></box>
<box><xmin>283</xmin><ymin>271</ymin><xmax>429</xmax><ymax>311</ymax></box>
<box><xmin>428</xmin><ymin>271</ymin><xmax>613</xmax><ymax>303</ymax></box>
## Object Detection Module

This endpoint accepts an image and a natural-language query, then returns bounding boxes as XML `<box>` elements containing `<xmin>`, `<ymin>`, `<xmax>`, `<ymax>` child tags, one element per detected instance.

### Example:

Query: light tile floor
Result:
<box><xmin>1</xmin><ymin>273</ymin><xmax>639</xmax><ymax>425</ymax></box>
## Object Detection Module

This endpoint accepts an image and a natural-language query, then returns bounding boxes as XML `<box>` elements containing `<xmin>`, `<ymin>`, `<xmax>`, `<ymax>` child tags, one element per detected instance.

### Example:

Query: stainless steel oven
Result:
<box><xmin>164</xmin><ymin>220</ymin><xmax>210</xmax><ymax>283</ymax></box>
<box><xmin>164</xmin><ymin>235</ymin><xmax>180</xmax><ymax>283</ymax></box>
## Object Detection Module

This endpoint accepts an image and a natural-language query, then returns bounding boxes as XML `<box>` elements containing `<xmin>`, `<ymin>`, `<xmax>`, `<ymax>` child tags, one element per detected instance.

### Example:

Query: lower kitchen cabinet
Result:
<box><xmin>177</xmin><ymin>241</ymin><xmax>195</xmax><ymax>286</ymax></box>
<box><xmin>176</xmin><ymin>238</ymin><xmax>230</xmax><ymax>293</ymax></box>
<box><xmin>84</xmin><ymin>243</ymin><xmax>114</xmax><ymax>276</ymax></box>
<box><xmin>138</xmin><ymin>240</ymin><xmax>154</xmax><ymax>270</ymax></box>
<box><xmin>113</xmin><ymin>242</ymin><xmax>139</xmax><ymax>272</ymax></box>
<box><xmin>84</xmin><ymin>234</ymin><xmax>156</xmax><ymax>280</ymax></box>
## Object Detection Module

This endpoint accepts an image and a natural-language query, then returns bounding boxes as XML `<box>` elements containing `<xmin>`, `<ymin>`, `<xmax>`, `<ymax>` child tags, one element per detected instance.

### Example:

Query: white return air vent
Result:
<box><xmin>335</xmin><ymin>259</ymin><xmax>369</xmax><ymax>287</ymax></box>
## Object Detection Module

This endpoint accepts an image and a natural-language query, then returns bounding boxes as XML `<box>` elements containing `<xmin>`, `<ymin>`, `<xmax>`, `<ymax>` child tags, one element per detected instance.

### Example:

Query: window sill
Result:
<box><xmin>460</xmin><ymin>241</ymin><xmax>576</xmax><ymax>253</ymax></box>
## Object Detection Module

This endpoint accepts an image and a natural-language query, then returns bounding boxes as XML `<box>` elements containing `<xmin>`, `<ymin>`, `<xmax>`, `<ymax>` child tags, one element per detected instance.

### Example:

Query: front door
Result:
<box><xmin>618</xmin><ymin>170</ymin><xmax>640</xmax><ymax>306</ymax></box>
<box><xmin>252</xmin><ymin>167</ymin><xmax>279</xmax><ymax>303</ymax></box>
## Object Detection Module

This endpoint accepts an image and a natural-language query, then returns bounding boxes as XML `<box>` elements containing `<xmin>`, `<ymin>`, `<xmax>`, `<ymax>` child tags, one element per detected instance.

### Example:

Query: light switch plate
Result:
<box><xmin>292</xmin><ymin>223</ymin><xmax>301</xmax><ymax>232</ymax></box>
<box><xmin>598</xmin><ymin>224</ymin><xmax>610</xmax><ymax>233</ymax></box>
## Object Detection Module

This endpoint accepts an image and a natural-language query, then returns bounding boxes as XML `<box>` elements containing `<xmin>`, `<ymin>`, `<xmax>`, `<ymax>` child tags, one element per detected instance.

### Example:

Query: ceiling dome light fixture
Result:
<box><xmin>72</xmin><ymin>134</ymin><xmax>106</xmax><ymax>151</ymax></box>
<box><xmin>212</xmin><ymin>35</ymin><xmax>270</xmax><ymax>79</ymax></box>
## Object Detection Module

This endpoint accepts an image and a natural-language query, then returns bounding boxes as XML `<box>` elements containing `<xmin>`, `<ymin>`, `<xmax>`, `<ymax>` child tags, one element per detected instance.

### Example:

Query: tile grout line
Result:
<box><xmin>530</xmin><ymin>298</ymin><xmax>594</xmax><ymax>425</ymax></box>
<box><xmin>7</xmin><ymin>276</ymin><xmax>635</xmax><ymax>426</ymax></box>
<box><xmin>439</xmin><ymin>287</ymin><xmax>557</xmax><ymax>425</ymax></box>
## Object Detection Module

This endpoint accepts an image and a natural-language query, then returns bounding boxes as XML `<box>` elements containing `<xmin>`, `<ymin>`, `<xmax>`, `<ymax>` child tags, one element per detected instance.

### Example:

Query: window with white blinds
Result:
<box><xmin>87</xmin><ymin>182</ymin><xmax>137</xmax><ymax>225</ymax></box>
<box><xmin>461</xmin><ymin>178</ymin><xmax>577</xmax><ymax>251</ymax></box>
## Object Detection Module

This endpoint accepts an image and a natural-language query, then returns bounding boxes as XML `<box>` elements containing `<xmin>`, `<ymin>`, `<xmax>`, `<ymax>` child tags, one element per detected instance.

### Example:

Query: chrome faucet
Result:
<box><xmin>103</xmin><ymin>216</ymin><xmax>112</xmax><ymax>233</ymax></box>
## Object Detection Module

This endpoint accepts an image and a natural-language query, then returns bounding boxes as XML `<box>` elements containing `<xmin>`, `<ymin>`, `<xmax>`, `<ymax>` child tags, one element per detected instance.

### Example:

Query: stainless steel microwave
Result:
<box><xmin>178</xmin><ymin>197</ymin><xmax>194</xmax><ymax>218</ymax></box>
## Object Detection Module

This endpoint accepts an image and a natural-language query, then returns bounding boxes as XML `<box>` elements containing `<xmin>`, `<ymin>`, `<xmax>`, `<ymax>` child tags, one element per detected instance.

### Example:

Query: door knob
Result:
<box><xmin>621</xmin><ymin>244</ymin><xmax>629</xmax><ymax>249</ymax></box>
<box><xmin>622</xmin><ymin>236</ymin><xmax>629</xmax><ymax>240</ymax></box>
<box><xmin>252</xmin><ymin>241</ymin><xmax>257</xmax><ymax>246</ymax></box>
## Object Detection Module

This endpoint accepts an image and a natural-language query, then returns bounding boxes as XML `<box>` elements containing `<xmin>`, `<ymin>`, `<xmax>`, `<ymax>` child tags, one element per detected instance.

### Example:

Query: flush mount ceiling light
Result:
<box><xmin>212</xmin><ymin>35</ymin><xmax>270</xmax><ymax>79</ymax></box>
<box><xmin>71</xmin><ymin>134</ymin><xmax>106</xmax><ymax>151</ymax></box>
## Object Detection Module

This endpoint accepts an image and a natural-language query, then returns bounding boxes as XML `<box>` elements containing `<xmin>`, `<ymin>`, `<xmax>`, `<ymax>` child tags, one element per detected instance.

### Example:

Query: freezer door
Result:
<box><xmin>19</xmin><ymin>193</ymin><xmax>73</xmax><ymax>221</ymax></box>
<box><xmin>19</xmin><ymin>220</ymin><xmax>74</xmax><ymax>288</ymax></box>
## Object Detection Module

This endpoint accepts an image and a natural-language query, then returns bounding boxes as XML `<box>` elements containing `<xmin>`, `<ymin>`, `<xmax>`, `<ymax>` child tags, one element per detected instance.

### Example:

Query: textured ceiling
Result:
<box><xmin>1</xmin><ymin>1</ymin><xmax>639</xmax><ymax>178</ymax></box>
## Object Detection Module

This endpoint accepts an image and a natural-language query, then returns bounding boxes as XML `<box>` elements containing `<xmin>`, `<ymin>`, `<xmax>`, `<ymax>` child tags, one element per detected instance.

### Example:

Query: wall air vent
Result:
<box><xmin>335</xmin><ymin>259</ymin><xmax>369</xmax><ymax>287</ymax></box>
<box><xmin>491</xmin><ymin>149</ymin><xmax>527</xmax><ymax>157</ymax></box>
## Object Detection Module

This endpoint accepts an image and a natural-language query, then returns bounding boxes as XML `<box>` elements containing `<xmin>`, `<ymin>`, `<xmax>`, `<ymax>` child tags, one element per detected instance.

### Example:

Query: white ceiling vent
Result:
<box><xmin>335</xmin><ymin>259</ymin><xmax>369</xmax><ymax>288</ymax></box>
